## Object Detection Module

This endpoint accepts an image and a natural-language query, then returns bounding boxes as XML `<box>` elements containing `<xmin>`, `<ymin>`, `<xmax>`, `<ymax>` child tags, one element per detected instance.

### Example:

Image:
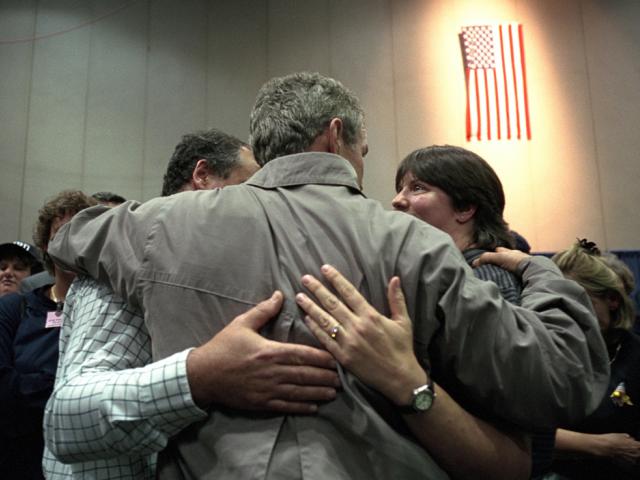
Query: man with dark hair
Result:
<box><xmin>48</xmin><ymin>73</ymin><xmax>607</xmax><ymax>479</ymax></box>
<box><xmin>44</xmin><ymin>128</ymin><xmax>336</xmax><ymax>479</ymax></box>
<box><xmin>91</xmin><ymin>191</ymin><xmax>127</xmax><ymax>207</ymax></box>
<box><xmin>162</xmin><ymin>129</ymin><xmax>258</xmax><ymax>196</ymax></box>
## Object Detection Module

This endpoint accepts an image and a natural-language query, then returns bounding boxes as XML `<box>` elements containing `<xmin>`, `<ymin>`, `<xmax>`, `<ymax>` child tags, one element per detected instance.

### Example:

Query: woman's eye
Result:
<box><xmin>410</xmin><ymin>183</ymin><xmax>426</xmax><ymax>192</ymax></box>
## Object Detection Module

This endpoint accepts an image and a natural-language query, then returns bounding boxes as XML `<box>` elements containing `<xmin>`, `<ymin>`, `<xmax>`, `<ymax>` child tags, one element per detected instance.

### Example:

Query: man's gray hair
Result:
<box><xmin>249</xmin><ymin>72</ymin><xmax>365</xmax><ymax>166</ymax></box>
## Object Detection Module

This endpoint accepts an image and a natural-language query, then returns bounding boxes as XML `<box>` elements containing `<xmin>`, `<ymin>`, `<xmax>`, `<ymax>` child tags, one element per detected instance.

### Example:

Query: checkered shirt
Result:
<box><xmin>43</xmin><ymin>277</ymin><xmax>206</xmax><ymax>479</ymax></box>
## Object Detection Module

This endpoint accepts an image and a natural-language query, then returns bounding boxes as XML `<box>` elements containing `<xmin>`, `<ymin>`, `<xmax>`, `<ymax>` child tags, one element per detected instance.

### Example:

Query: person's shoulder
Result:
<box><xmin>377</xmin><ymin>207</ymin><xmax>449</xmax><ymax>239</ymax></box>
<box><xmin>68</xmin><ymin>276</ymin><xmax>129</xmax><ymax>309</ymax></box>
<box><xmin>20</xmin><ymin>271</ymin><xmax>54</xmax><ymax>293</ymax></box>
<box><xmin>0</xmin><ymin>292</ymin><xmax>25</xmax><ymax>311</ymax></box>
<box><xmin>0</xmin><ymin>292</ymin><xmax>26</xmax><ymax>326</ymax></box>
<box><xmin>463</xmin><ymin>248</ymin><xmax>487</xmax><ymax>265</ymax></box>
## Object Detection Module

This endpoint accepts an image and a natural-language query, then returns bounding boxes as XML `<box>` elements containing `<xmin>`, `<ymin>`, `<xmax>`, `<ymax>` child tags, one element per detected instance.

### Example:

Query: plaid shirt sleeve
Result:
<box><xmin>43</xmin><ymin>277</ymin><xmax>206</xmax><ymax>469</ymax></box>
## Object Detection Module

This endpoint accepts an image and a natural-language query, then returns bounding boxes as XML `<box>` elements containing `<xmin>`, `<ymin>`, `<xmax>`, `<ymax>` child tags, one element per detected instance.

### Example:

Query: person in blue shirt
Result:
<box><xmin>0</xmin><ymin>190</ymin><xmax>95</xmax><ymax>479</ymax></box>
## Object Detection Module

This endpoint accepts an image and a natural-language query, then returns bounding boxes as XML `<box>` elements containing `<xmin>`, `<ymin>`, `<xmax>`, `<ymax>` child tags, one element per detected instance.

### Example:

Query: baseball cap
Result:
<box><xmin>0</xmin><ymin>241</ymin><xmax>43</xmax><ymax>266</ymax></box>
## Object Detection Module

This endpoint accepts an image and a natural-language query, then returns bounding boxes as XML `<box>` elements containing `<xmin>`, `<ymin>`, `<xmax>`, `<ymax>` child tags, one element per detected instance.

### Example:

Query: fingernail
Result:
<box><xmin>321</xmin><ymin>265</ymin><xmax>331</xmax><ymax>273</ymax></box>
<box><xmin>301</xmin><ymin>275</ymin><xmax>311</xmax><ymax>285</ymax></box>
<box><xmin>296</xmin><ymin>293</ymin><xmax>307</xmax><ymax>304</ymax></box>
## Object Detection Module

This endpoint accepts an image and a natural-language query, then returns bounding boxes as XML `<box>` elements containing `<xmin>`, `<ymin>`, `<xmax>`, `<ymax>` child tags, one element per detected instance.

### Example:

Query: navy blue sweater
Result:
<box><xmin>0</xmin><ymin>286</ymin><xmax>60</xmax><ymax>479</ymax></box>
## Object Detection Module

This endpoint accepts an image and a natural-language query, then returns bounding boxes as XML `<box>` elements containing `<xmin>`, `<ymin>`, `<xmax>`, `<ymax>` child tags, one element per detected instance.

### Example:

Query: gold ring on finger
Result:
<box><xmin>329</xmin><ymin>324</ymin><xmax>341</xmax><ymax>340</ymax></box>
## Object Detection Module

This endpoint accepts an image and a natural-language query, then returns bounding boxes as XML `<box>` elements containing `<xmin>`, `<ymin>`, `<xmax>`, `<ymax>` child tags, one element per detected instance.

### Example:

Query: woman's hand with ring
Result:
<box><xmin>296</xmin><ymin>265</ymin><xmax>426</xmax><ymax>405</ymax></box>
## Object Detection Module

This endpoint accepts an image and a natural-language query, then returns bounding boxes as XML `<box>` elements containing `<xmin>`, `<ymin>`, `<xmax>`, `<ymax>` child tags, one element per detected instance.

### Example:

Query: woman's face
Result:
<box><xmin>0</xmin><ymin>257</ymin><xmax>31</xmax><ymax>296</ymax></box>
<box><xmin>392</xmin><ymin>172</ymin><xmax>459</xmax><ymax>235</ymax></box>
<box><xmin>586</xmin><ymin>291</ymin><xmax>617</xmax><ymax>332</ymax></box>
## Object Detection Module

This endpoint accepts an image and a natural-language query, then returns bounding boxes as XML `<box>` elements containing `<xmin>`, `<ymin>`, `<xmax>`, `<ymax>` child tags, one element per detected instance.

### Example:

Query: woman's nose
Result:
<box><xmin>391</xmin><ymin>192</ymin><xmax>409</xmax><ymax>211</ymax></box>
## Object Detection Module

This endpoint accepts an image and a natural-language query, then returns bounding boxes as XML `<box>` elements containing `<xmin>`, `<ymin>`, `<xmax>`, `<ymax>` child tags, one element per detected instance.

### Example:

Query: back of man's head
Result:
<box><xmin>249</xmin><ymin>72</ymin><xmax>364</xmax><ymax>166</ymax></box>
<box><xmin>92</xmin><ymin>191</ymin><xmax>126</xmax><ymax>206</ymax></box>
<box><xmin>162</xmin><ymin>129</ymin><xmax>249</xmax><ymax>196</ymax></box>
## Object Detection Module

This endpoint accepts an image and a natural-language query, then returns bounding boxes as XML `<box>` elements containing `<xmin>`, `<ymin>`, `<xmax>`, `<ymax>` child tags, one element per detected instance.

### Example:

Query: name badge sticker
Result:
<box><xmin>45</xmin><ymin>310</ymin><xmax>63</xmax><ymax>328</ymax></box>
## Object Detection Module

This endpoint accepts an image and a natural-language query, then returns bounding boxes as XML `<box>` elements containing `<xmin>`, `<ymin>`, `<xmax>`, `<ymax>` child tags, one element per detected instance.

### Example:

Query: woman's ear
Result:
<box><xmin>455</xmin><ymin>205</ymin><xmax>477</xmax><ymax>224</ymax></box>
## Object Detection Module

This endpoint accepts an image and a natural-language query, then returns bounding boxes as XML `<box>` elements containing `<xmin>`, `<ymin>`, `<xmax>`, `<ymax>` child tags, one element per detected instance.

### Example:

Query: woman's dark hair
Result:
<box><xmin>33</xmin><ymin>190</ymin><xmax>97</xmax><ymax>274</ymax></box>
<box><xmin>395</xmin><ymin>145</ymin><xmax>514</xmax><ymax>250</ymax></box>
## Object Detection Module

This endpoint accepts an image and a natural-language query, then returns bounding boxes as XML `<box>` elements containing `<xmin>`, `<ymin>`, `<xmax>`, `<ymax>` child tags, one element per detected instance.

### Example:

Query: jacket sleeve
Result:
<box><xmin>411</xmin><ymin>246</ymin><xmax>609</xmax><ymax>431</ymax></box>
<box><xmin>47</xmin><ymin>198</ymin><xmax>167</xmax><ymax>310</ymax></box>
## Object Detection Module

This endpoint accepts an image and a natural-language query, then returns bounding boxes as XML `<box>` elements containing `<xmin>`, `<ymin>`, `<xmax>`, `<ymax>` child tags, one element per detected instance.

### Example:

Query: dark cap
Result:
<box><xmin>0</xmin><ymin>241</ymin><xmax>43</xmax><ymax>265</ymax></box>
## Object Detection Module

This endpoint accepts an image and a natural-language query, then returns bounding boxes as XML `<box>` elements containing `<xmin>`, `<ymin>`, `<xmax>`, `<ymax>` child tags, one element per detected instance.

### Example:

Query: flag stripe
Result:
<box><xmin>508</xmin><ymin>24</ymin><xmax>522</xmax><ymax>139</ymax></box>
<box><xmin>518</xmin><ymin>24</ymin><xmax>532</xmax><ymax>139</ymax></box>
<box><xmin>493</xmin><ymin>69</ymin><xmax>501</xmax><ymax>139</ymax></box>
<box><xmin>465</xmin><ymin>69</ymin><xmax>472</xmax><ymax>141</ymax></box>
<box><xmin>484</xmin><ymin>69</ymin><xmax>491</xmax><ymax>139</ymax></box>
<box><xmin>499</xmin><ymin>25</ymin><xmax>511</xmax><ymax>139</ymax></box>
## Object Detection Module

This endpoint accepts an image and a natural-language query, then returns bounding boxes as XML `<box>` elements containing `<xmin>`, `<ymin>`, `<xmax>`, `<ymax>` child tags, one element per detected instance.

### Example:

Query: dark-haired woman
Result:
<box><xmin>392</xmin><ymin>145</ymin><xmax>522</xmax><ymax>303</ymax></box>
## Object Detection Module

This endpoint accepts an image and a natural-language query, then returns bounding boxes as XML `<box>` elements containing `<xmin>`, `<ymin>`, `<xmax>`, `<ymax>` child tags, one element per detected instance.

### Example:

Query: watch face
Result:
<box><xmin>414</xmin><ymin>391</ymin><xmax>433</xmax><ymax>411</ymax></box>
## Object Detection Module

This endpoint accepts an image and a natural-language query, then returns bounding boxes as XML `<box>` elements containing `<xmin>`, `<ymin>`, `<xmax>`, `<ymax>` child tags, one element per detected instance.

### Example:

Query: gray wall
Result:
<box><xmin>1</xmin><ymin>0</ymin><xmax>639</xmax><ymax>252</ymax></box>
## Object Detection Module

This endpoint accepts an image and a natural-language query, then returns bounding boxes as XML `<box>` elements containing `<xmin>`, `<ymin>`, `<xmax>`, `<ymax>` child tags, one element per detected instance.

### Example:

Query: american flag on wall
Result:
<box><xmin>460</xmin><ymin>23</ymin><xmax>531</xmax><ymax>141</ymax></box>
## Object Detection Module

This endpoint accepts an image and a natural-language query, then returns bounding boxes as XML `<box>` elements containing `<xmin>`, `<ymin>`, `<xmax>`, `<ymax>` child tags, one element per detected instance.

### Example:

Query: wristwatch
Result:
<box><xmin>399</xmin><ymin>376</ymin><xmax>436</xmax><ymax>414</ymax></box>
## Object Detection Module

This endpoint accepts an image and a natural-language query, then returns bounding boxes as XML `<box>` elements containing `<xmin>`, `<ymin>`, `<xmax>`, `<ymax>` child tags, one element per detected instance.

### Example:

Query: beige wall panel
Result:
<box><xmin>20</xmin><ymin>1</ymin><xmax>92</xmax><ymax>241</ymax></box>
<box><xmin>521</xmin><ymin>0</ymin><xmax>605</xmax><ymax>251</ymax></box>
<box><xmin>392</xmin><ymin>0</ymin><xmax>464</xmax><ymax>156</ymax></box>
<box><xmin>83</xmin><ymin>1</ymin><xmax>148</xmax><ymax>202</ymax></box>
<box><xmin>582</xmin><ymin>0</ymin><xmax>640</xmax><ymax>249</ymax></box>
<box><xmin>329</xmin><ymin>0</ymin><xmax>397</xmax><ymax>205</ymax></box>
<box><xmin>206</xmin><ymin>0</ymin><xmax>268</xmax><ymax>141</ymax></box>
<box><xmin>142</xmin><ymin>0</ymin><xmax>209</xmax><ymax>200</ymax></box>
<box><xmin>0</xmin><ymin>1</ymin><xmax>36</xmax><ymax>243</ymax></box>
<box><xmin>267</xmin><ymin>0</ymin><xmax>331</xmax><ymax>77</ymax></box>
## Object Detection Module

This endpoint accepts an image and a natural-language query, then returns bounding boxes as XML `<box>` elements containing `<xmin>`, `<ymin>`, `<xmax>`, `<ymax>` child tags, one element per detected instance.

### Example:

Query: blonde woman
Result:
<box><xmin>550</xmin><ymin>240</ymin><xmax>640</xmax><ymax>479</ymax></box>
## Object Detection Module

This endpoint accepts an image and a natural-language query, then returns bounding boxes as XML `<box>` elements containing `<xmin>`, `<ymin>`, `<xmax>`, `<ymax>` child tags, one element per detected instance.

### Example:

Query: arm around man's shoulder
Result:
<box><xmin>48</xmin><ymin>198</ymin><xmax>169</xmax><ymax>309</ymax></box>
<box><xmin>428</xmin><ymin>248</ymin><xmax>609</xmax><ymax>430</ymax></box>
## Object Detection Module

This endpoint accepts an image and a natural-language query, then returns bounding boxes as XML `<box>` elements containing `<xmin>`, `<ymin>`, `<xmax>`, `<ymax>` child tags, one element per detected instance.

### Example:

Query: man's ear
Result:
<box><xmin>327</xmin><ymin>118</ymin><xmax>344</xmax><ymax>155</ymax></box>
<box><xmin>455</xmin><ymin>205</ymin><xmax>477</xmax><ymax>224</ymax></box>
<box><xmin>191</xmin><ymin>159</ymin><xmax>210</xmax><ymax>190</ymax></box>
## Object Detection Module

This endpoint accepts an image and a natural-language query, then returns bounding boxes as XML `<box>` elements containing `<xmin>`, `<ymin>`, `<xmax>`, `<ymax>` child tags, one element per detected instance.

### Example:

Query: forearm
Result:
<box><xmin>407</xmin><ymin>384</ymin><xmax>530</xmax><ymax>480</ymax></box>
<box><xmin>390</xmin><ymin>365</ymin><xmax>531</xmax><ymax>480</ymax></box>
<box><xmin>554</xmin><ymin>428</ymin><xmax>604</xmax><ymax>456</ymax></box>
<box><xmin>45</xmin><ymin>350</ymin><xmax>206</xmax><ymax>462</ymax></box>
<box><xmin>515</xmin><ymin>256</ymin><xmax>610</xmax><ymax>423</ymax></box>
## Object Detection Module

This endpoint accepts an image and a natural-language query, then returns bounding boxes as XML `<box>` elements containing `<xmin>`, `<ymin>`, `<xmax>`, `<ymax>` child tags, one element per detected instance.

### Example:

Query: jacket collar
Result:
<box><xmin>246</xmin><ymin>152</ymin><xmax>362</xmax><ymax>193</ymax></box>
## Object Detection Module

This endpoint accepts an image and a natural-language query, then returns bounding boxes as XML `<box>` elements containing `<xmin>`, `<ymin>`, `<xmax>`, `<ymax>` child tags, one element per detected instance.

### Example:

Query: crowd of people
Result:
<box><xmin>0</xmin><ymin>72</ymin><xmax>638</xmax><ymax>479</ymax></box>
